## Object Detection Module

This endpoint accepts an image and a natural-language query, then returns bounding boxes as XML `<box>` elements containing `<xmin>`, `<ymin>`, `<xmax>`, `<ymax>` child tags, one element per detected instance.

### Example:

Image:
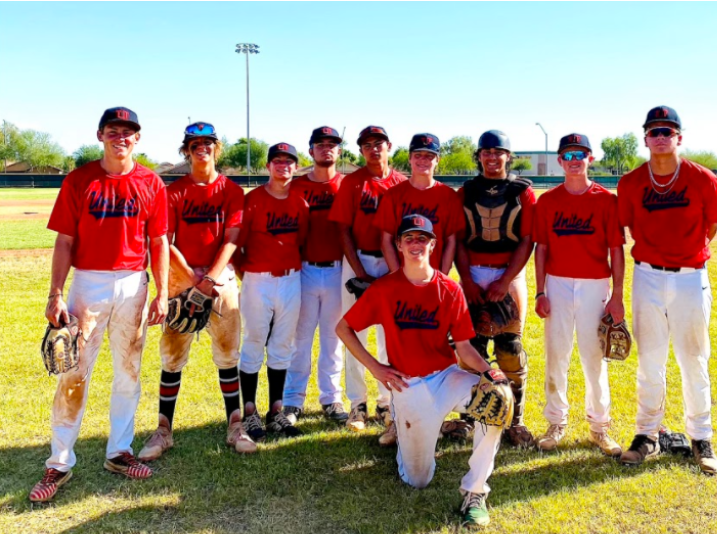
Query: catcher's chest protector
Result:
<box><xmin>462</xmin><ymin>174</ymin><xmax>532</xmax><ymax>254</ymax></box>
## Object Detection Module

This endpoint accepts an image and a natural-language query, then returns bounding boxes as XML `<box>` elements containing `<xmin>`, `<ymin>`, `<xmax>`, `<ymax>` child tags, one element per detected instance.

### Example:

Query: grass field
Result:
<box><xmin>1</xmin><ymin>188</ymin><xmax>716</xmax><ymax>533</ymax></box>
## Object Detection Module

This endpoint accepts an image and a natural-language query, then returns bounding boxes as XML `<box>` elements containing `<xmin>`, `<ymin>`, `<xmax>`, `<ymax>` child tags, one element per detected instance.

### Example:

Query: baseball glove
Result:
<box><xmin>345</xmin><ymin>277</ymin><xmax>371</xmax><ymax>300</ymax></box>
<box><xmin>41</xmin><ymin>314</ymin><xmax>81</xmax><ymax>375</ymax></box>
<box><xmin>658</xmin><ymin>426</ymin><xmax>691</xmax><ymax>457</ymax></box>
<box><xmin>598</xmin><ymin>314</ymin><xmax>632</xmax><ymax>361</ymax></box>
<box><xmin>465</xmin><ymin>369</ymin><xmax>514</xmax><ymax>429</ymax></box>
<box><xmin>440</xmin><ymin>418</ymin><xmax>474</xmax><ymax>441</ymax></box>
<box><xmin>165</xmin><ymin>287</ymin><xmax>215</xmax><ymax>335</ymax></box>
<box><xmin>469</xmin><ymin>293</ymin><xmax>520</xmax><ymax>338</ymax></box>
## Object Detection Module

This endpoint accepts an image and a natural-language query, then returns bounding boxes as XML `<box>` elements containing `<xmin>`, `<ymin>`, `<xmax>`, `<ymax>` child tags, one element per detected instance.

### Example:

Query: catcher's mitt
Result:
<box><xmin>598</xmin><ymin>314</ymin><xmax>632</xmax><ymax>361</ymax></box>
<box><xmin>165</xmin><ymin>287</ymin><xmax>215</xmax><ymax>334</ymax></box>
<box><xmin>41</xmin><ymin>314</ymin><xmax>81</xmax><ymax>375</ymax></box>
<box><xmin>440</xmin><ymin>418</ymin><xmax>473</xmax><ymax>441</ymax></box>
<box><xmin>469</xmin><ymin>293</ymin><xmax>520</xmax><ymax>338</ymax></box>
<box><xmin>345</xmin><ymin>277</ymin><xmax>371</xmax><ymax>300</ymax></box>
<box><xmin>658</xmin><ymin>426</ymin><xmax>691</xmax><ymax>457</ymax></box>
<box><xmin>465</xmin><ymin>369</ymin><xmax>514</xmax><ymax>429</ymax></box>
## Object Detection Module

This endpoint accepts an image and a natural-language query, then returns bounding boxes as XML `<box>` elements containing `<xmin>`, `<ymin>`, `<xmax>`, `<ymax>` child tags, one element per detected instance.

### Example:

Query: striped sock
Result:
<box><xmin>218</xmin><ymin>366</ymin><xmax>240</xmax><ymax>421</ymax></box>
<box><xmin>159</xmin><ymin>370</ymin><xmax>182</xmax><ymax>428</ymax></box>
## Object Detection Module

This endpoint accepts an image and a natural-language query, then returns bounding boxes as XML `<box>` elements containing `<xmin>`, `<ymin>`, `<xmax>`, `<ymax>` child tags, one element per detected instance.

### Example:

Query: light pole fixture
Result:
<box><xmin>235</xmin><ymin>43</ymin><xmax>260</xmax><ymax>179</ymax></box>
<box><xmin>535</xmin><ymin>122</ymin><xmax>548</xmax><ymax>154</ymax></box>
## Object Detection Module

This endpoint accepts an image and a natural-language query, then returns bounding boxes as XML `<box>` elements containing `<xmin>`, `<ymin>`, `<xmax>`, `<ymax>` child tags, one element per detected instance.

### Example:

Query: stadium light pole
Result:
<box><xmin>236</xmin><ymin>43</ymin><xmax>260</xmax><ymax>180</ymax></box>
<box><xmin>536</xmin><ymin>122</ymin><xmax>548</xmax><ymax>175</ymax></box>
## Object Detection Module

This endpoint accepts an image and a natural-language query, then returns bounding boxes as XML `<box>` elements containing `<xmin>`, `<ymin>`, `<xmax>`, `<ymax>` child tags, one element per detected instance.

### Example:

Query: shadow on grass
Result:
<box><xmin>0</xmin><ymin>419</ymin><xmax>697</xmax><ymax>534</ymax></box>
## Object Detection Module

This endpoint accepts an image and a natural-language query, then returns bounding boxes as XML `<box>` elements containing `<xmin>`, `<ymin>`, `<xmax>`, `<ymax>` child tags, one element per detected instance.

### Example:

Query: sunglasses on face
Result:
<box><xmin>645</xmin><ymin>127</ymin><xmax>679</xmax><ymax>138</ymax></box>
<box><xmin>185</xmin><ymin>122</ymin><xmax>217</xmax><ymax>137</ymax></box>
<box><xmin>560</xmin><ymin>151</ymin><xmax>589</xmax><ymax>162</ymax></box>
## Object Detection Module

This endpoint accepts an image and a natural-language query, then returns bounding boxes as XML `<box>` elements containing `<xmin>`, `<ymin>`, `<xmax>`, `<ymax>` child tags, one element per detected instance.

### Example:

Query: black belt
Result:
<box><xmin>307</xmin><ymin>261</ymin><xmax>338</xmax><ymax>268</ymax></box>
<box><xmin>636</xmin><ymin>261</ymin><xmax>703</xmax><ymax>272</ymax></box>
<box><xmin>358</xmin><ymin>249</ymin><xmax>383</xmax><ymax>258</ymax></box>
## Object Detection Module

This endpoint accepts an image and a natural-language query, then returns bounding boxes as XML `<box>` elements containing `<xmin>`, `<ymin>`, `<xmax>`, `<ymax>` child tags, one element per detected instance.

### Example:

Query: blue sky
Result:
<box><xmin>1</xmin><ymin>2</ymin><xmax>716</xmax><ymax>163</ymax></box>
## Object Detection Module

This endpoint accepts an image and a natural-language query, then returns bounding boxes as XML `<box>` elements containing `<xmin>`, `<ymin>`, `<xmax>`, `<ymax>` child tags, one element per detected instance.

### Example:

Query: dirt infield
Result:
<box><xmin>0</xmin><ymin>248</ymin><xmax>52</xmax><ymax>258</ymax></box>
<box><xmin>0</xmin><ymin>199</ymin><xmax>55</xmax><ymax>207</ymax></box>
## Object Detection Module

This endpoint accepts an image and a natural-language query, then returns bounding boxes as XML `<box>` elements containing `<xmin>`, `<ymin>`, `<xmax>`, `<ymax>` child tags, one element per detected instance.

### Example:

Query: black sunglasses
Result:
<box><xmin>646</xmin><ymin>127</ymin><xmax>679</xmax><ymax>138</ymax></box>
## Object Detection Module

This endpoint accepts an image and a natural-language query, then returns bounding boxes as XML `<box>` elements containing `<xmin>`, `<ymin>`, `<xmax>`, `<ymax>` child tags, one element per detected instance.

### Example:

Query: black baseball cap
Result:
<box><xmin>643</xmin><ymin>105</ymin><xmax>681</xmax><ymax>130</ymax></box>
<box><xmin>357</xmin><ymin>125</ymin><xmax>389</xmax><ymax>146</ymax></box>
<box><xmin>558</xmin><ymin>133</ymin><xmax>592</xmax><ymax>153</ymax></box>
<box><xmin>409</xmin><ymin>133</ymin><xmax>440</xmax><ymax>155</ymax></box>
<box><xmin>309</xmin><ymin>126</ymin><xmax>342</xmax><ymax>146</ymax></box>
<box><xmin>268</xmin><ymin>142</ymin><xmax>299</xmax><ymax>163</ymax></box>
<box><xmin>98</xmin><ymin>106</ymin><xmax>140</xmax><ymax>131</ymax></box>
<box><xmin>397</xmin><ymin>214</ymin><xmax>436</xmax><ymax>239</ymax></box>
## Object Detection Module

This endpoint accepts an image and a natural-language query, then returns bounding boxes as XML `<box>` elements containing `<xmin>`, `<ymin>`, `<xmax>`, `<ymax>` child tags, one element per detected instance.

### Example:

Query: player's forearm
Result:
<box><xmin>455</xmin><ymin>242</ymin><xmax>472</xmax><ymax>283</ymax></box>
<box><xmin>440</xmin><ymin>234</ymin><xmax>457</xmax><ymax>275</ymax></box>
<box><xmin>455</xmin><ymin>340</ymin><xmax>491</xmax><ymax>373</ymax></box>
<box><xmin>708</xmin><ymin>222</ymin><xmax>717</xmax><ymax>242</ymax></box>
<box><xmin>609</xmin><ymin>245</ymin><xmax>625</xmax><ymax>297</ymax></box>
<box><xmin>501</xmin><ymin>237</ymin><xmax>533</xmax><ymax>284</ymax></box>
<box><xmin>150</xmin><ymin>235</ymin><xmax>170</xmax><ymax>298</ymax></box>
<box><xmin>535</xmin><ymin>244</ymin><xmax>547</xmax><ymax>294</ymax></box>
<box><xmin>336</xmin><ymin>319</ymin><xmax>379</xmax><ymax>371</ymax></box>
<box><xmin>381</xmin><ymin>232</ymin><xmax>401</xmax><ymax>272</ymax></box>
<box><xmin>49</xmin><ymin>234</ymin><xmax>74</xmax><ymax>295</ymax></box>
<box><xmin>339</xmin><ymin>224</ymin><xmax>368</xmax><ymax>278</ymax></box>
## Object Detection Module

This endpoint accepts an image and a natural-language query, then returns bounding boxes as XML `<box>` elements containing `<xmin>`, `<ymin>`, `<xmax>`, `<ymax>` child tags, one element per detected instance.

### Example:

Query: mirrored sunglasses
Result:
<box><xmin>561</xmin><ymin>151</ymin><xmax>589</xmax><ymax>162</ymax></box>
<box><xmin>185</xmin><ymin>122</ymin><xmax>217</xmax><ymax>137</ymax></box>
<box><xmin>646</xmin><ymin>127</ymin><xmax>678</xmax><ymax>138</ymax></box>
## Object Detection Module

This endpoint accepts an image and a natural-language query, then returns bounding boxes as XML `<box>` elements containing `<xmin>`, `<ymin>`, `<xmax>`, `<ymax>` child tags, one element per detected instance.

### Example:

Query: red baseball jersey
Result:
<box><xmin>290</xmin><ymin>173</ymin><xmax>344</xmax><ymax>263</ymax></box>
<box><xmin>237</xmin><ymin>185</ymin><xmax>309</xmax><ymax>274</ymax></box>
<box><xmin>167</xmin><ymin>175</ymin><xmax>244</xmax><ymax>268</ymax></box>
<box><xmin>457</xmin><ymin>185</ymin><xmax>536</xmax><ymax>266</ymax></box>
<box><xmin>328</xmin><ymin>167</ymin><xmax>407</xmax><ymax>252</ymax></box>
<box><xmin>618</xmin><ymin>159</ymin><xmax>717</xmax><ymax>268</ymax></box>
<box><xmin>48</xmin><ymin>161</ymin><xmax>168</xmax><ymax>271</ymax></box>
<box><xmin>533</xmin><ymin>183</ymin><xmax>624</xmax><ymax>279</ymax></box>
<box><xmin>343</xmin><ymin>269</ymin><xmax>475</xmax><ymax>377</ymax></box>
<box><xmin>373</xmin><ymin>180</ymin><xmax>465</xmax><ymax>269</ymax></box>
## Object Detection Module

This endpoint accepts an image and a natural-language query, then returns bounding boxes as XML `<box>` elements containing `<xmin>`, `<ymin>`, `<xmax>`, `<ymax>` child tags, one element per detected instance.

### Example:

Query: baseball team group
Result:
<box><xmin>29</xmin><ymin>103</ymin><xmax>717</xmax><ymax>527</ymax></box>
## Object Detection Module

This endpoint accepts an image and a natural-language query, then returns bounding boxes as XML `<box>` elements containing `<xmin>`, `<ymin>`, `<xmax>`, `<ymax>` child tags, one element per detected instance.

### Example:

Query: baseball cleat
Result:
<box><xmin>378</xmin><ymin>421</ymin><xmax>397</xmax><ymax>447</ymax></box>
<box><xmin>589</xmin><ymin>431</ymin><xmax>622</xmax><ymax>457</ymax></box>
<box><xmin>322</xmin><ymin>403</ymin><xmax>349</xmax><ymax>423</ymax></box>
<box><xmin>537</xmin><ymin>424</ymin><xmax>566</xmax><ymax>452</ymax></box>
<box><xmin>242</xmin><ymin>412</ymin><xmax>267</xmax><ymax>443</ymax></box>
<box><xmin>138</xmin><ymin>415</ymin><xmax>173</xmax><ymax>461</ymax></box>
<box><xmin>620</xmin><ymin>434</ymin><xmax>659</xmax><ymax>466</ymax></box>
<box><xmin>227</xmin><ymin>411</ymin><xmax>257</xmax><ymax>454</ymax></box>
<box><xmin>266</xmin><ymin>410</ymin><xmax>303</xmax><ymax>438</ymax></box>
<box><xmin>376</xmin><ymin>405</ymin><xmax>393</xmax><ymax>427</ymax></box>
<box><xmin>29</xmin><ymin>468</ymin><xmax>73</xmax><ymax>502</ymax></box>
<box><xmin>505</xmin><ymin>424</ymin><xmax>535</xmax><ymax>448</ymax></box>
<box><xmin>346</xmin><ymin>403</ymin><xmax>368</xmax><ymax>432</ymax></box>
<box><xmin>282</xmin><ymin>405</ymin><xmax>303</xmax><ymax>425</ymax></box>
<box><xmin>460</xmin><ymin>491</ymin><xmax>490</xmax><ymax>527</ymax></box>
<box><xmin>103</xmin><ymin>453</ymin><xmax>153</xmax><ymax>479</ymax></box>
<box><xmin>692</xmin><ymin>439</ymin><xmax>717</xmax><ymax>475</ymax></box>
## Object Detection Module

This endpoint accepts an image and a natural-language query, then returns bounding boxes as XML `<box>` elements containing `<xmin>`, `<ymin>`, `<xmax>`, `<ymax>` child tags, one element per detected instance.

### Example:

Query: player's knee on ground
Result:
<box><xmin>493</xmin><ymin>333</ymin><xmax>527</xmax><ymax>385</ymax></box>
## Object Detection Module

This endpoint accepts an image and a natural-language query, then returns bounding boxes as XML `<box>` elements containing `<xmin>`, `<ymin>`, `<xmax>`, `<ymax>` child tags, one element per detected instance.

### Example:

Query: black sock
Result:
<box><xmin>218</xmin><ymin>366</ymin><xmax>240</xmax><ymax>421</ymax></box>
<box><xmin>240</xmin><ymin>370</ymin><xmax>259</xmax><ymax>413</ymax></box>
<box><xmin>267</xmin><ymin>367</ymin><xmax>287</xmax><ymax>413</ymax></box>
<box><xmin>159</xmin><ymin>370</ymin><xmax>182</xmax><ymax>428</ymax></box>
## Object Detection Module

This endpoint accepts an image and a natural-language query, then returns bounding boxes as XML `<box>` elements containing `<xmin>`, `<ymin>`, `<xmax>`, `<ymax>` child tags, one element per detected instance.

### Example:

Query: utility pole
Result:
<box><xmin>235</xmin><ymin>43</ymin><xmax>260</xmax><ymax>180</ymax></box>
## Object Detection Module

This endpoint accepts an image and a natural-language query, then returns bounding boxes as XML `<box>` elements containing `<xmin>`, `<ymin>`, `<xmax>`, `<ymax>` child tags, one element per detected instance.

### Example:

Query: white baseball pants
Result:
<box><xmin>632</xmin><ymin>263</ymin><xmax>713</xmax><ymax>440</ymax></box>
<box><xmin>391</xmin><ymin>365</ymin><xmax>502</xmax><ymax>494</ymax></box>
<box><xmin>239</xmin><ymin>270</ymin><xmax>301</xmax><ymax>374</ymax></box>
<box><xmin>543</xmin><ymin>275</ymin><xmax>612</xmax><ymax>432</ymax></box>
<box><xmin>342</xmin><ymin>252</ymin><xmax>390</xmax><ymax>409</ymax></box>
<box><xmin>285</xmin><ymin>262</ymin><xmax>344</xmax><ymax>408</ymax></box>
<box><xmin>469</xmin><ymin>265</ymin><xmax>528</xmax><ymax>333</ymax></box>
<box><xmin>160</xmin><ymin>265</ymin><xmax>241</xmax><ymax>372</ymax></box>
<box><xmin>47</xmin><ymin>269</ymin><xmax>149</xmax><ymax>471</ymax></box>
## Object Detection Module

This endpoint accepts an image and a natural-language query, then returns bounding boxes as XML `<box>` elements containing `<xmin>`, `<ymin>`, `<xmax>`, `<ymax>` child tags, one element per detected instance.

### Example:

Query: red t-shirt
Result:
<box><xmin>237</xmin><ymin>185</ymin><xmax>309</xmax><ymax>273</ymax></box>
<box><xmin>343</xmin><ymin>269</ymin><xmax>475</xmax><ymax>377</ymax></box>
<box><xmin>329</xmin><ymin>167</ymin><xmax>407</xmax><ymax>252</ymax></box>
<box><xmin>618</xmin><ymin>159</ymin><xmax>717</xmax><ymax>268</ymax></box>
<box><xmin>290</xmin><ymin>173</ymin><xmax>344</xmax><ymax>263</ymax></box>
<box><xmin>48</xmin><ymin>161</ymin><xmax>168</xmax><ymax>271</ymax></box>
<box><xmin>167</xmin><ymin>175</ymin><xmax>244</xmax><ymax>268</ymax></box>
<box><xmin>373</xmin><ymin>180</ymin><xmax>465</xmax><ymax>269</ymax></box>
<box><xmin>533</xmin><ymin>183</ymin><xmax>624</xmax><ymax>279</ymax></box>
<box><xmin>457</xmin><ymin>185</ymin><xmax>536</xmax><ymax>266</ymax></box>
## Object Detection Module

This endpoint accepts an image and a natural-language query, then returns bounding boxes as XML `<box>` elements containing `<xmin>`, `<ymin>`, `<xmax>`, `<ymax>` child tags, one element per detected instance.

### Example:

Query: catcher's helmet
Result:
<box><xmin>478</xmin><ymin>130</ymin><xmax>511</xmax><ymax>152</ymax></box>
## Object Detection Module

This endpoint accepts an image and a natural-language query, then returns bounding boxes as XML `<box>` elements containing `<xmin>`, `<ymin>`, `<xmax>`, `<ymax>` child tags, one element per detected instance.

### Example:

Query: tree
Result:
<box><xmin>512</xmin><ymin>157</ymin><xmax>533</xmax><ymax>175</ymax></box>
<box><xmin>220</xmin><ymin>138</ymin><xmax>269</xmax><ymax>173</ymax></box>
<box><xmin>600</xmin><ymin>133</ymin><xmax>639</xmax><ymax>175</ymax></box>
<box><xmin>61</xmin><ymin>155</ymin><xmax>76</xmax><ymax>173</ymax></box>
<box><xmin>440</xmin><ymin>136</ymin><xmax>475</xmax><ymax>157</ymax></box>
<box><xmin>436</xmin><ymin>136</ymin><xmax>477</xmax><ymax>175</ymax></box>
<box><xmin>338</xmin><ymin>146</ymin><xmax>358</xmax><ymax>165</ymax></box>
<box><xmin>297</xmin><ymin>152</ymin><xmax>312</xmax><ymax>168</ymax></box>
<box><xmin>681</xmin><ymin>150</ymin><xmax>717</xmax><ymax>170</ymax></box>
<box><xmin>390</xmin><ymin>147</ymin><xmax>410</xmax><ymax>172</ymax></box>
<box><xmin>13</xmin><ymin>129</ymin><xmax>66</xmax><ymax>171</ymax></box>
<box><xmin>1</xmin><ymin>121</ymin><xmax>20</xmax><ymax>171</ymax></box>
<box><xmin>73</xmin><ymin>144</ymin><xmax>104</xmax><ymax>167</ymax></box>
<box><xmin>134</xmin><ymin>153</ymin><xmax>158</xmax><ymax>170</ymax></box>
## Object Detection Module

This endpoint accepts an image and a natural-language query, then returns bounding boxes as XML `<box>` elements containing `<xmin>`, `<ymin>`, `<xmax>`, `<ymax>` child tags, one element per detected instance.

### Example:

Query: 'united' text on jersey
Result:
<box><xmin>642</xmin><ymin>186</ymin><xmax>690</xmax><ymax>212</ymax></box>
<box><xmin>266</xmin><ymin>212</ymin><xmax>299</xmax><ymax>235</ymax></box>
<box><xmin>394</xmin><ymin>301</ymin><xmax>440</xmax><ymax>330</ymax></box>
<box><xmin>552</xmin><ymin>212</ymin><xmax>596</xmax><ymax>236</ymax></box>
<box><xmin>181</xmin><ymin>199</ymin><xmax>224</xmax><ymax>224</ymax></box>
<box><xmin>88</xmin><ymin>191</ymin><xmax>140</xmax><ymax>219</ymax></box>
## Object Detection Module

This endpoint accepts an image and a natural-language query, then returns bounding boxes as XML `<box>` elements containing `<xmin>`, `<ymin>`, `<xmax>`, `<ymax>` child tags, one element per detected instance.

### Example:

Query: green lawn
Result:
<box><xmin>0</xmin><ymin>188</ymin><xmax>60</xmax><ymax>201</ymax></box>
<box><xmin>1</xmin><ymin>247</ymin><xmax>716</xmax><ymax>533</ymax></box>
<box><xmin>0</xmin><ymin>219</ymin><xmax>57</xmax><ymax>250</ymax></box>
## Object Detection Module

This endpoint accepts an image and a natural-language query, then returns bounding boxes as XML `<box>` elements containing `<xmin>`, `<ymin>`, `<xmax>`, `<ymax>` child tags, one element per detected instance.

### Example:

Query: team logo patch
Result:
<box><xmin>422</xmin><ymin>136</ymin><xmax>433</xmax><ymax>145</ymax></box>
<box><xmin>278</xmin><ymin>143</ymin><xmax>289</xmax><ymax>151</ymax></box>
<box><xmin>413</xmin><ymin>216</ymin><xmax>425</xmax><ymax>227</ymax></box>
<box><xmin>486</xmin><ymin>186</ymin><xmax>499</xmax><ymax>196</ymax></box>
<box><xmin>394</xmin><ymin>302</ymin><xmax>440</xmax><ymax>330</ymax></box>
<box><xmin>115</xmin><ymin>109</ymin><xmax>130</xmax><ymax>120</ymax></box>
<box><xmin>552</xmin><ymin>212</ymin><xmax>596</xmax><ymax>236</ymax></box>
<box><xmin>370</xmin><ymin>127</ymin><xmax>382</xmax><ymax>134</ymax></box>
<box><xmin>642</xmin><ymin>186</ymin><xmax>690</xmax><ymax>212</ymax></box>
<box><xmin>322</xmin><ymin>127</ymin><xmax>332</xmax><ymax>135</ymax></box>
<box><xmin>569</xmin><ymin>134</ymin><xmax>581</xmax><ymax>144</ymax></box>
<box><xmin>657</xmin><ymin>107</ymin><xmax>669</xmax><ymax>118</ymax></box>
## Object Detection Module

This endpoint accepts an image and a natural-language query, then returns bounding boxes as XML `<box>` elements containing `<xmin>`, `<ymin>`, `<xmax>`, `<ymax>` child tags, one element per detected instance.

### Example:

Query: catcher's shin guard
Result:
<box><xmin>494</xmin><ymin>333</ymin><xmax>527</xmax><ymax>426</ymax></box>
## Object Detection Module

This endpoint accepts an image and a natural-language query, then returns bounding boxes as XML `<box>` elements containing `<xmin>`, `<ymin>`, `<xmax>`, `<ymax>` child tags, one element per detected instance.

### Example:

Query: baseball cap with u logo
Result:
<box><xmin>397</xmin><ymin>214</ymin><xmax>436</xmax><ymax>239</ymax></box>
<box><xmin>268</xmin><ymin>142</ymin><xmax>299</xmax><ymax>163</ymax></box>
<box><xmin>98</xmin><ymin>106</ymin><xmax>141</xmax><ymax>131</ymax></box>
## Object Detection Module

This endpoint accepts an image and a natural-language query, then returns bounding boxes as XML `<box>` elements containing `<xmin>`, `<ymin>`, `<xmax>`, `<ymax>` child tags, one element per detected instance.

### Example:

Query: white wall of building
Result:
<box><xmin>513</xmin><ymin>151</ymin><xmax>564</xmax><ymax>176</ymax></box>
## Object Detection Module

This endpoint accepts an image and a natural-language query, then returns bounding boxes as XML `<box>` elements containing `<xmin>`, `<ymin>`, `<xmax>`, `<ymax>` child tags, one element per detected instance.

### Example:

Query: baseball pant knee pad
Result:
<box><xmin>494</xmin><ymin>333</ymin><xmax>528</xmax><ymax>425</ymax></box>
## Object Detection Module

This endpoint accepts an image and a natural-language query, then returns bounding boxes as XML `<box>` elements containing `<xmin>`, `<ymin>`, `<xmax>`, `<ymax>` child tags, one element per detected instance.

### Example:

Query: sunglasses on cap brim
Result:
<box><xmin>560</xmin><ymin>150</ymin><xmax>590</xmax><ymax>162</ymax></box>
<box><xmin>645</xmin><ymin>127</ymin><xmax>679</xmax><ymax>138</ymax></box>
<box><xmin>185</xmin><ymin>122</ymin><xmax>217</xmax><ymax>137</ymax></box>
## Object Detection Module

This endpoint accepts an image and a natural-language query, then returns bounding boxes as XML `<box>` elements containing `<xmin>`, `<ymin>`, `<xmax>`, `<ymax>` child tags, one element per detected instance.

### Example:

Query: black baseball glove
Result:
<box><xmin>345</xmin><ymin>277</ymin><xmax>371</xmax><ymax>300</ymax></box>
<box><xmin>164</xmin><ymin>287</ymin><xmax>215</xmax><ymax>334</ymax></box>
<box><xmin>41</xmin><ymin>314</ymin><xmax>81</xmax><ymax>375</ymax></box>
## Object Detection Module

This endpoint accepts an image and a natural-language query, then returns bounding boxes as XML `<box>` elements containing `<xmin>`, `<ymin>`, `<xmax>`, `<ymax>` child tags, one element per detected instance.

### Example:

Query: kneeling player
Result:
<box><xmin>533</xmin><ymin>133</ymin><xmax>625</xmax><ymax>456</ymax></box>
<box><xmin>337</xmin><ymin>215</ymin><xmax>506</xmax><ymax>527</ymax></box>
